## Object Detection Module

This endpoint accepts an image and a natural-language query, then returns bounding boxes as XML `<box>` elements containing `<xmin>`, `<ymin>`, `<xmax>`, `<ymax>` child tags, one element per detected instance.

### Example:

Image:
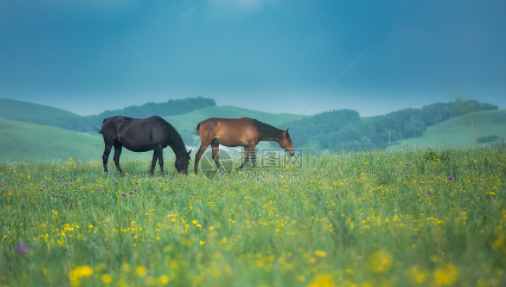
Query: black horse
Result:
<box><xmin>97</xmin><ymin>116</ymin><xmax>191</xmax><ymax>175</ymax></box>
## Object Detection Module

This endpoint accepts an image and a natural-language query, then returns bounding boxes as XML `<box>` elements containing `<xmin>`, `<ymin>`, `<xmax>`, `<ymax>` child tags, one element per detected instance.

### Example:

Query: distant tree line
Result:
<box><xmin>26</xmin><ymin>97</ymin><xmax>216</xmax><ymax>132</ymax></box>
<box><xmin>289</xmin><ymin>99</ymin><xmax>498</xmax><ymax>152</ymax></box>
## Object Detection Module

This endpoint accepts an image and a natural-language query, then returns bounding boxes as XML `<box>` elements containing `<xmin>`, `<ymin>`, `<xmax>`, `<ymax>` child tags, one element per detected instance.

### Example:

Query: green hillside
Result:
<box><xmin>0</xmin><ymin>119</ymin><xmax>160</xmax><ymax>162</ymax></box>
<box><xmin>387</xmin><ymin>109</ymin><xmax>506</xmax><ymax>150</ymax></box>
<box><xmin>0</xmin><ymin>98</ymin><xmax>79</xmax><ymax>121</ymax></box>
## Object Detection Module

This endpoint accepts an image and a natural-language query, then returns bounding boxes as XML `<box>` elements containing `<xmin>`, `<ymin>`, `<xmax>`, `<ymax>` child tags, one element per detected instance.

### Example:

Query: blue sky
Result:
<box><xmin>1</xmin><ymin>0</ymin><xmax>505</xmax><ymax>117</ymax></box>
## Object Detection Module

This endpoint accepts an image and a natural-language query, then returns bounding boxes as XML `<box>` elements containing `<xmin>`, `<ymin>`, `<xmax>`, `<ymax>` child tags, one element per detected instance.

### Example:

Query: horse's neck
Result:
<box><xmin>168</xmin><ymin>138</ymin><xmax>186</xmax><ymax>157</ymax></box>
<box><xmin>259</xmin><ymin>134</ymin><xmax>280</xmax><ymax>142</ymax></box>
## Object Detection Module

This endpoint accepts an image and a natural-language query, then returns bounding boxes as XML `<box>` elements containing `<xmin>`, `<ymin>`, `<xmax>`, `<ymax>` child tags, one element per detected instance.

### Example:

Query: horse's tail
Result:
<box><xmin>94</xmin><ymin>118</ymin><xmax>108</xmax><ymax>134</ymax></box>
<box><xmin>192</xmin><ymin>122</ymin><xmax>201</xmax><ymax>135</ymax></box>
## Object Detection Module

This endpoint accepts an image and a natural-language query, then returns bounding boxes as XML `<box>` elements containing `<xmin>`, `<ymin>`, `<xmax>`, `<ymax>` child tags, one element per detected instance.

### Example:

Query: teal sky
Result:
<box><xmin>1</xmin><ymin>0</ymin><xmax>505</xmax><ymax>117</ymax></box>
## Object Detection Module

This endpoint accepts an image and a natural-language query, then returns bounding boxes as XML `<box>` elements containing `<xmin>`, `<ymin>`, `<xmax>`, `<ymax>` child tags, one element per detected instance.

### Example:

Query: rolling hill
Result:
<box><xmin>0</xmin><ymin>105</ymin><xmax>306</xmax><ymax>162</ymax></box>
<box><xmin>0</xmin><ymin>119</ymin><xmax>162</xmax><ymax>162</ymax></box>
<box><xmin>386</xmin><ymin>109</ymin><xmax>506</xmax><ymax>150</ymax></box>
<box><xmin>0</xmin><ymin>98</ymin><xmax>80</xmax><ymax>121</ymax></box>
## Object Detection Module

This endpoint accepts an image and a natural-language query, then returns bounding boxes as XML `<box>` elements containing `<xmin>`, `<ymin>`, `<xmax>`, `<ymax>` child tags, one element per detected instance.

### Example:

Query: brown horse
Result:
<box><xmin>98</xmin><ymin>116</ymin><xmax>191</xmax><ymax>175</ymax></box>
<box><xmin>193</xmin><ymin>117</ymin><xmax>295</xmax><ymax>174</ymax></box>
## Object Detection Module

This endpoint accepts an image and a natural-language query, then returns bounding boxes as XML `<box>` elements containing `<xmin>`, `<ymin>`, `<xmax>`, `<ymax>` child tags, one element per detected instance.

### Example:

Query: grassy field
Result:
<box><xmin>387</xmin><ymin>109</ymin><xmax>506</xmax><ymax>151</ymax></box>
<box><xmin>1</xmin><ymin>146</ymin><xmax>505</xmax><ymax>286</ymax></box>
<box><xmin>0</xmin><ymin>98</ymin><xmax>79</xmax><ymax>121</ymax></box>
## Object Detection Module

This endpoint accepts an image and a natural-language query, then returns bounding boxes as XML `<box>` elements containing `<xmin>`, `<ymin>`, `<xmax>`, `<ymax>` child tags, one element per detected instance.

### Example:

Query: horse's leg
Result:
<box><xmin>113</xmin><ymin>144</ymin><xmax>123</xmax><ymax>173</ymax></box>
<box><xmin>150</xmin><ymin>149</ymin><xmax>158</xmax><ymax>176</ymax></box>
<box><xmin>249</xmin><ymin>145</ymin><xmax>257</xmax><ymax>167</ymax></box>
<box><xmin>156</xmin><ymin>145</ymin><xmax>164</xmax><ymax>175</ymax></box>
<box><xmin>237</xmin><ymin>147</ymin><xmax>251</xmax><ymax>170</ymax></box>
<box><xmin>102</xmin><ymin>144</ymin><xmax>112</xmax><ymax>173</ymax></box>
<box><xmin>211</xmin><ymin>141</ymin><xmax>223</xmax><ymax>170</ymax></box>
<box><xmin>194</xmin><ymin>141</ymin><xmax>211</xmax><ymax>174</ymax></box>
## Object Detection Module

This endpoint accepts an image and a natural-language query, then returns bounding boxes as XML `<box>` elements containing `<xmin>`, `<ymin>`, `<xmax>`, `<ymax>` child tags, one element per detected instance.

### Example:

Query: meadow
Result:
<box><xmin>1</xmin><ymin>145</ymin><xmax>505</xmax><ymax>287</ymax></box>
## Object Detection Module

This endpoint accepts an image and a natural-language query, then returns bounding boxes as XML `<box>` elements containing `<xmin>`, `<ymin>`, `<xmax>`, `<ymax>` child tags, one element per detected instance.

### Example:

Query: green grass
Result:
<box><xmin>1</xmin><ymin>146</ymin><xmax>505</xmax><ymax>286</ymax></box>
<box><xmin>0</xmin><ymin>98</ymin><xmax>80</xmax><ymax>121</ymax></box>
<box><xmin>387</xmin><ymin>109</ymin><xmax>506</xmax><ymax>151</ymax></box>
<box><xmin>0</xmin><ymin>119</ymin><xmax>166</xmax><ymax>163</ymax></box>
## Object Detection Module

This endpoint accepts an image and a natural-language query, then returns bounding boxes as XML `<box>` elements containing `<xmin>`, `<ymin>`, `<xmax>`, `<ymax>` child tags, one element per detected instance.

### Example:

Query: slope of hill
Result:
<box><xmin>386</xmin><ymin>109</ymin><xmax>506</xmax><ymax>150</ymax></box>
<box><xmin>0</xmin><ymin>119</ymin><xmax>158</xmax><ymax>162</ymax></box>
<box><xmin>0</xmin><ymin>98</ymin><xmax>80</xmax><ymax>121</ymax></box>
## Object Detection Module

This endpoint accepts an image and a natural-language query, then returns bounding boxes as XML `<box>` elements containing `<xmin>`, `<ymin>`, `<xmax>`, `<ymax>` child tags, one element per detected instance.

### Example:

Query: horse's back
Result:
<box><xmin>200</xmin><ymin>117</ymin><xmax>255</xmax><ymax>126</ymax></box>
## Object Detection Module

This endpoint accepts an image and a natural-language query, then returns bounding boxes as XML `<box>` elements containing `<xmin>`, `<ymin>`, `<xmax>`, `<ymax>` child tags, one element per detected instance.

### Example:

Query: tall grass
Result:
<box><xmin>1</xmin><ymin>146</ymin><xmax>505</xmax><ymax>286</ymax></box>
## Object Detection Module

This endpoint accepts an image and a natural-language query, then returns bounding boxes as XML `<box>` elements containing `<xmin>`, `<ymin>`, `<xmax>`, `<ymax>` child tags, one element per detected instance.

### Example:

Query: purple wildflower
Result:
<box><xmin>40</xmin><ymin>188</ymin><xmax>43</xmax><ymax>191</ymax></box>
<box><xmin>121</xmin><ymin>192</ymin><xmax>125</xmax><ymax>197</ymax></box>
<box><xmin>61</xmin><ymin>185</ymin><xmax>64</xmax><ymax>188</ymax></box>
<box><xmin>310</xmin><ymin>191</ymin><xmax>313</xmax><ymax>194</ymax></box>
<box><xmin>448</xmin><ymin>176</ymin><xmax>453</xmax><ymax>181</ymax></box>
<box><xmin>405</xmin><ymin>163</ymin><xmax>409</xmax><ymax>165</ymax></box>
<box><xmin>346</xmin><ymin>179</ymin><xmax>349</xmax><ymax>182</ymax></box>
<box><xmin>147</xmin><ymin>244</ymin><xmax>152</xmax><ymax>250</ymax></box>
<box><xmin>169</xmin><ymin>176</ymin><xmax>173</xmax><ymax>180</ymax></box>
<box><xmin>102</xmin><ymin>191</ymin><xmax>105</xmax><ymax>194</ymax></box>
<box><xmin>16</xmin><ymin>243</ymin><xmax>28</xmax><ymax>255</ymax></box>
<box><xmin>165</xmin><ymin>180</ymin><xmax>168</xmax><ymax>183</ymax></box>
<box><xmin>38</xmin><ymin>193</ymin><xmax>41</xmax><ymax>195</ymax></box>
<box><xmin>130</xmin><ymin>191</ymin><xmax>133</xmax><ymax>195</ymax></box>
<box><xmin>42</xmin><ymin>185</ymin><xmax>45</xmax><ymax>188</ymax></box>
<box><xmin>426</xmin><ymin>190</ymin><xmax>431</xmax><ymax>194</ymax></box>
<box><xmin>52</xmin><ymin>192</ymin><xmax>55</xmax><ymax>197</ymax></box>
<box><xmin>134</xmin><ymin>189</ymin><xmax>137</xmax><ymax>192</ymax></box>
<box><xmin>50</xmin><ymin>186</ymin><xmax>53</xmax><ymax>189</ymax></box>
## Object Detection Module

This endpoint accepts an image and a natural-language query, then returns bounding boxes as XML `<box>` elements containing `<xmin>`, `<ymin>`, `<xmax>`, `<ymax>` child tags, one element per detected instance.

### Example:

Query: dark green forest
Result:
<box><xmin>289</xmin><ymin>99</ymin><xmax>498</xmax><ymax>151</ymax></box>
<box><xmin>26</xmin><ymin>97</ymin><xmax>216</xmax><ymax>132</ymax></box>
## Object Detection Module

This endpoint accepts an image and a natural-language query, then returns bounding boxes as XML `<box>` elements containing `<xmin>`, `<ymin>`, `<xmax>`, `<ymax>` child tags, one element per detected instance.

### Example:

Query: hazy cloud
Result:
<box><xmin>209</xmin><ymin>0</ymin><xmax>277</xmax><ymax>13</ymax></box>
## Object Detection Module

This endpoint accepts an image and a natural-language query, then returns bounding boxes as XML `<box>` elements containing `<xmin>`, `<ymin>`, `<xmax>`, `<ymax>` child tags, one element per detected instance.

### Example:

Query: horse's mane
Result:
<box><xmin>253</xmin><ymin>120</ymin><xmax>284</xmax><ymax>140</ymax></box>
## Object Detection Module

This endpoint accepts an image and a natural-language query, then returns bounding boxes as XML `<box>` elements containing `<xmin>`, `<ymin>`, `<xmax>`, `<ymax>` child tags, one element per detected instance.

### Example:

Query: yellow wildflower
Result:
<box><xmin>137</xmin><ymin>266</ymin><xmax>147</xmax><ymax>277</ymax></box>
<box><xmin>434</xmin><ymin>263</ymin><xmax>459</xmax><ymax>286</ymax></box>
<box><xmin>307</xmin><ymin>274</ymin><xmax>335</xmax><ymax>287</ymax></box>
<box><xmin>101</xmin><ymin>274</ymin><xmax>112</xmax><ymax>284</ymax></box>
<box><xmin>369</xmin><ymin>251</ymin><xmax>392</xmax><ymax>273</ymax></box>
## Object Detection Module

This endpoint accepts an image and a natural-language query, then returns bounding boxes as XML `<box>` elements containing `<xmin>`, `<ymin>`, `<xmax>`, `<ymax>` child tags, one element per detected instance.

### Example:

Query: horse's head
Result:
<box><xmin>278</xmin><ymin>128</ymin><xmax>295</xmax><ymax>156</ymax></box>
<box><xmin>175</xmin><ymin>150</ymin><xmax>192</xmax><ymax>175</ymax></box>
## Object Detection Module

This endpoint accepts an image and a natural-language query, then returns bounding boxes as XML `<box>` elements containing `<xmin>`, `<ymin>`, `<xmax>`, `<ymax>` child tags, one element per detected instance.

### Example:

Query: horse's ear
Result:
<box><xmin>285</xmin><ymin>127</ymin><xmax>289</xmax><ymax>133</ymax></box>
<box><xmin>187</xmin><ymin>150</ymin><xmax>192</xmax><ymax>156</ymax></box>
